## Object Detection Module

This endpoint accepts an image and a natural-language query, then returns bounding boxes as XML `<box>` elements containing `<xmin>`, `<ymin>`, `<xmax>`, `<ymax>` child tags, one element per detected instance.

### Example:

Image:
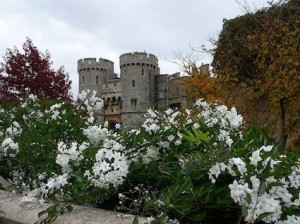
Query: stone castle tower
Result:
<box><xmin>119</xmin><ymin>52</ymin><xmax>160</xmax><ymax>128</ymax></box>
<box><xmin>78</xmin><ymin>51</ymin><xmax>188</xmax><ymax>130</ymax></box>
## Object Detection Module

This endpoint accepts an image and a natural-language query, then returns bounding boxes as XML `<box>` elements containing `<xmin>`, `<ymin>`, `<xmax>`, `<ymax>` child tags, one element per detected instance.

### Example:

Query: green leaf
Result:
<box><xmin>66</xmin><ymin>204</ymin><xmax>73</xmax><ymax>213</ymax></box>
<box><xmin>241</xmin><ymin>205</ymin><xmax>248</xmax><ymax>218</ymax></box>
<box><xmin>192</xmin><ymin>211</ymin><xmax>207</xmax><ymax>221</ymax></box>
<box><xmin>133</xmin><ymin>215</ymin><xmax>139</xmax><ymax>224</ymax></box>
<box><xmin>245</xmin><ymin>190</ymin><xmax>252</xmax><ymax>204</ymax></box>
<box><xmin>256</xmin><ymin>212</ymin><xmax>274</xmax><ymax>221</ymax></box>
<box><xmin>38</xmin><ymin>210</ymin><xmax>48</xmax><ymax>218</ymax></box>
<box><xmin>182</xmin><ymin>128</ymin><xmax>211</xmax><ymax>144</ymax></box>
<box><xmin>47</xmin><ymin>204</ymin><xmax>58</xmax><ymax>217</ymax></box>
<box><xmin>259</xmin><ymin>182</ymin><xmax>267</xmax><ymax>194</ymax></box>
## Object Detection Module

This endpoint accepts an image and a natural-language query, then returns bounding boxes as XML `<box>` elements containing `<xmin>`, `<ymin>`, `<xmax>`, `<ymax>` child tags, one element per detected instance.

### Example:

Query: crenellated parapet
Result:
<box><xmin>77</xmin><ymin>58</ymin><xmax>114</xmax><ymax>72</ymax></box>
<box><xmin>78</xmin><ymin>51</ymin><xmax>189</xmax><ymax>130</ymax></box>
<box><xmin>119</xmin><ymin>52</ymin><xmax>158</xmax><ymax>68</ymax></box>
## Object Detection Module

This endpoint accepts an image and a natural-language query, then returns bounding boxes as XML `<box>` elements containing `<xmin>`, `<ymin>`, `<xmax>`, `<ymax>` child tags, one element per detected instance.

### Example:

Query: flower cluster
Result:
<box><xmin>209</xmin><ymin>145</ymin><xmax>300</xmax><ymax>223</ymax></box>
<box><xmin>56</xmin><ymin>141</ymin><xmax>89</xmax><ymax>174</ymax></box>
<box><xmin>1</xmin><ymin>93</ymin><xmax>299</xmax><ymax>223</ymax></box>
<box><xmin>85</xmin><ymin>139</ymin><xmax>129</xmax><ymax>188</ymax></box>
<box><xmin>277</xmin><ymin>215</ymin><xmax>300</xmax><ymax>224</ymax></box>
<box><xmin>0</xmin><ymin>119</ymin><xmax>22</xmax><ymax>158</ymax></box>
<box><xmin>194</xmin><ymin>99</ymin><xmax>243</xmax><ymax>148</ymax></box>
<box><xmin>126</xmin><ymin>100</ymin><xmax>244</xmax><ymax>167</ymax></box>
<box><xmin>0</xmin><ymin>137</ymin><xmax>19</xmax><ymax>157</ymax></box>
<box><xmin>78</xmin><ymin>89</ymin><xmax>103</xmax><ymax>120</ymax></box>
<box><xmin>47</xmin><ymin>102</ymin><xmax>65</xmax><ymax>120</ymax></box>
<box><xmin>83</xmin><ymin>124</ymin><xmax>110</xmax><ymax>144</ymax></box>
<box><xmin>126</xmin><ymin>107</ymin><xmax>184</xmax><ymax>162</ymax></box>
<box><xmin>40</xmin><ymin>173</ymin><xmax>70</xmax><ymax>197</ymax></box>
<box><xmin>0</xmin><ymin>92</ymin><xmax>130</xmax><ymax>204</ymax></box>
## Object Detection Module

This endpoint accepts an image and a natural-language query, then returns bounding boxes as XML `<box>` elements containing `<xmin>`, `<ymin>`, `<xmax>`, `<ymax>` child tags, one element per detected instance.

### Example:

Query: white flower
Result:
<box><xmin>277</xmin><ymin>215</ymin><xmax>300</xmax><ymax>224</ymax></box>
<box><xmin>87</xmin><ymin>116</ymin><xmax>95</xmax><ymax>124</ymax></box>
<box><xmin>83</xmin><ymin>125</ymin><xmax>110</xmax><ymax>144</ymax></box>
<box><xmin>78</xmin><ymin>90</ymin><xmax>88</xmax><ymax>101</ymax></box>
<box><xmin>226</xmin><ymin>138</ymin><xmax>234</xmax><ymax>148</ymax></box>
<box><xmin>230</xmin><ymin>157</ymin><xmax>247</xmax><ymax>176</ymax></box>
<box><xmin>51</xmin><ymin>110</ymin><xmax>60</xmax><ymax>120</ymax></box>
<box><xmin>146</xmin><ymin>109</ymin><xmax>157</xmax><ymax>118</ymax></box>
<box><xmin>193</xmin><ymin>123</ymin><xmax>200</xmax><ymax>129</ymax></box>
<box><xmin>158</xmin><ymin>141</ymin><xmax>169</xmax><ymax>149</ymax></box>
<box><xmin>56</xmin><ymin>142</ymin><xmax>88</xmax><ymax>173</ymax></box>
<box><xmin>78</xmin><ymin>90</ymin><xmax>103</xmax><ymax>116</ymax></box>
<box><xmin>6</xmin><ymin>121</ymin><xmax>22</xmax><ymax>137</ymax></box>
<box><xmin>209</xmin><ymin>163</ymin><xmax>221</xmax><ymax>183</ymax></box>
<box><xmin>167</xmin><ymin>135</ymin><xmax>175</xmax><ymax>142</ymax></box>
<box><xmin>56</xmin><ymin>174</ymin><xmax>69</xmax><ymax>187</ymax></box>
<box><xmin>261</xmin><ymin>145</ymin><xmax>273</xmax><ymax>152</ymax></box>
<box><xmin>149</xmin><ymin>123</ymin><xmax>159</xmax><ymax>132</ymax></box>
<box><xmin>250</xmin><ymin>176</ymin><xmax>260</xmax><ymax>193</ymax></box>
<box><xmin>252</xmin><ymin>193</ymin><xmax>282</xmax><ymax>223</ymax></box>
<box><xmin>143</xmin><ymin>122</ymin><xmax>160</xmax><ymax>134</ymax></box>
<box><xmin>249</xmin><ymin>150</ymin><xmax>262</xmax><ymax>167</ymax></box>
<box><xmin>165</xmin><ymin>108</ymin><xmax>173</xmax><ymax>115</ymax></box>
<box><xmin>28</xmin><ymin>94</ymin><xmax>38</xmax><ymax>102</ymax></box>
<box><xmin>228</xmin><ymin>180</ymin><xmax>248</xmax><ymax>204</ymax></box>
<box><xmin>1</xmin><ymin>137</ymin><xmax>19</xmax><ymax>156</ymax></box>
<box><xmin>89</xmin><ymin>140</ymin><xmax>129</xmax><ymax>188</ymax></box>
<box><xmin>143</xmin><ymin>146</ymin><xmax>159</xmax><ymax>164</ymax></box>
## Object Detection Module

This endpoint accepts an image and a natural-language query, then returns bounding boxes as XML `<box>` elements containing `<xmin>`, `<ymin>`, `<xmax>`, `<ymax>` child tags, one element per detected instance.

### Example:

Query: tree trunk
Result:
<box><xmin>279</xmin><ymin>98</ymin><xmax>287</xmax><ymax>154</ymax></box>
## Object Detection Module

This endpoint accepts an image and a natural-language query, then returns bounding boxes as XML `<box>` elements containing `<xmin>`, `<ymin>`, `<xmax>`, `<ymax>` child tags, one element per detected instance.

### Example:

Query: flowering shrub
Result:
<box><xmin>117</xmin><ymin>100</ymin><xmax>246</xmax><ymax>223</ymax></box>
<box><xmin>0</xmin><ymin>94</ymin><xmax>87</xmax><ymax>192</ymax></box>
<box><xmin>0</xmin><ymin>90</ymin><xmax>128</xmax><ymax>206</ymax></box>
<box><xmin>0</xmin><ymin>95</ymin><xmax>299</xmax><ymax>223</ymax></box>
<box><xmin>119</xmin><ymin>100</ymin><xmax>299</xmax><ymax>223</ymax></box>
<box><xmin>209</xmin><ymin>145</ymin><xmax>300</xmax><ymax>223</ymax></box>
<box><xmin>124</xmin><ymin>99</ymin><xmax>243</xmax><ymax>162</ymax></box>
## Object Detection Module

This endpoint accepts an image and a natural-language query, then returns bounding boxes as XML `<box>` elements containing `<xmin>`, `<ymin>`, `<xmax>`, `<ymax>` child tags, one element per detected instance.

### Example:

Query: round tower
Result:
<box><xmin>78</xmin><ymin>58</ymin><xmax>115</xmax><ymax>124</ymax></box>
<box><xmin>77</xmin><ymin>58</ymin><xmax>114</xmax><ymax>96</ymax></box>
<box><xmin>120</xmin><ymin>52</ymin><xmax>160</xmax><ymax>129</ymax></box>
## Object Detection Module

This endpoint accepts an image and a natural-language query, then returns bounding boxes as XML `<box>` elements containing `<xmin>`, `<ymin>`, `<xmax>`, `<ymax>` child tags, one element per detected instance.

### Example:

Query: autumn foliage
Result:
<box><xmin>0</xmin><ymin>38</ymin><xmax>72</xmax><ymax>102</ymax></box>
<box><xmin>211</xmin><ymin>0</ymin><xmax>300</xmax><ymax>152</ymax></box>
<box><xmin>182</xmin><ymin>64</ymin><xmax>226</xmax><ymax>104</ymax></box>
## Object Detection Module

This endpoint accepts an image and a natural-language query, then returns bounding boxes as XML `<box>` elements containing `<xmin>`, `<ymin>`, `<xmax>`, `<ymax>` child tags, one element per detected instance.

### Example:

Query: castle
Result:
<box><xmin>78</xmin><ymin>51</ymin><xmax>189</xmax><ymax>130</ymax></box>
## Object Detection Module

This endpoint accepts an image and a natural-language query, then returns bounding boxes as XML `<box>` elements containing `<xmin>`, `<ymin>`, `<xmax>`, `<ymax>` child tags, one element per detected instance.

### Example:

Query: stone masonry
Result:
<box><xmin>78</xmin><ymin>51</ymin><xmax>188</xmax><ymax>130</ymax></box>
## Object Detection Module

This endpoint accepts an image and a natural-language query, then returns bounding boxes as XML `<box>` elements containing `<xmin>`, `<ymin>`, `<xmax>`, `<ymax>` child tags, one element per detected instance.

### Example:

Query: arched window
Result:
<box><xmin>132</xmin><ymin>80</ymin><xmax>135</xmax><ymax>87</ymax></box>
<box><xmin>142</xmin><ymin>69</ymin><xmax>144</xmax><ymax>76</ymax></box>
<box><xmin>112</xmin><ymin>96</ymin><xmax>116</xmax><ymax>104</ymax></box>
<box><xmin>96</xmin><ymin>76</ymin><xmax>99</xmax><ymax>84</ymax></box>
<box><xmin>82</xmin><ymin>76</ymin><xmax>85</xmax><ymax>84</ymax></box>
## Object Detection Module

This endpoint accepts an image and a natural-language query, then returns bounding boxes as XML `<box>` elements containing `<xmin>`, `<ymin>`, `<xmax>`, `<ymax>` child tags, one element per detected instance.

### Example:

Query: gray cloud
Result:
<box><xmin>0</xmin><ymin>0</ymin><xmax>270</xmax><ymax>97</ymax></box>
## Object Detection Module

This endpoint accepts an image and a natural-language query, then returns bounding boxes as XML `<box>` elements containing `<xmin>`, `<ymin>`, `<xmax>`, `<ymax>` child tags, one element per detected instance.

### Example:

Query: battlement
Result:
<box><xmin>119</xmin><ymin>52</ymin><xmax>158</xmax><ymax>68</ymax></box>
<box><xmin>78</xmin><ymin>58</ymin><xmax>114</xmax><ymax>71</ymax></box>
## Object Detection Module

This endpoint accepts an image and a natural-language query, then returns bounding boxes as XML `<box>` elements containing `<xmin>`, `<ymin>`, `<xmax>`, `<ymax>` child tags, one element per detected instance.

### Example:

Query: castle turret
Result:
<box><xmin>120</xmin><ymin>52</ymin><xmax>160</xmax><ymax>129</ymax></box>
<box><xmin>77</xmin><ymin>58</ymin><xmax>114</xmax><ymax>96</ymax></box>
<box><xmin>78</xmin><ymin>58</ymin><xmax>115</xmax><ymax>124</ymax></box>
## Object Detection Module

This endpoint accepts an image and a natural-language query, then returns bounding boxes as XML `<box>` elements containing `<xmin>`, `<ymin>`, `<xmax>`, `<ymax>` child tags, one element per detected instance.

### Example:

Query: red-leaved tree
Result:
<box><xmin>0</xmin><ymin>38</ymin><xmax>72</xmax><ymax>102</ymax></box>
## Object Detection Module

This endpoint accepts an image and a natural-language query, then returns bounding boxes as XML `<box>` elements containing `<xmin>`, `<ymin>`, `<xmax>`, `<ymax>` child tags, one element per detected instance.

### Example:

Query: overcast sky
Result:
<box><xmin>0</xmin><ymin>0</ymin><xmax>271</xmax><ymax>98</ymax></box>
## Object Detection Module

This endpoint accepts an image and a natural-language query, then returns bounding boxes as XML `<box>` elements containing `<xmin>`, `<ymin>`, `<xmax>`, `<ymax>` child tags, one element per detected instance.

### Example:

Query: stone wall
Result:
<box><xmin>77</xmin><ymin>52</ymin><xmax>188</xmax><ymax>129</ymax></box>
<box><xmin>0</xmin><ymin>190</ymin><xmax>147</xmax><ymax>224</ymax></box>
